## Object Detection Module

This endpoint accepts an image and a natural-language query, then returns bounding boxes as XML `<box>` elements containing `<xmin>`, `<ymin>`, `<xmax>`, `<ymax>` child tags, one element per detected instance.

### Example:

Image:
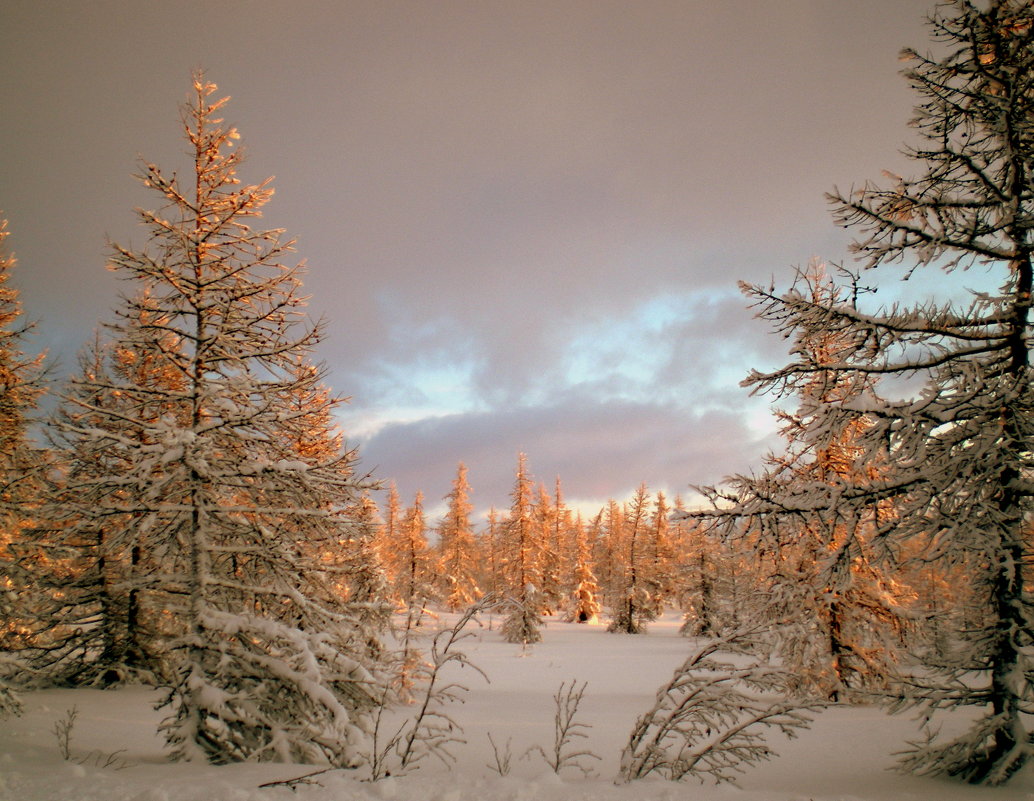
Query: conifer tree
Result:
<box><xmin>478</xmin><ymin>506</ymin><xmax>504</xmax><ymax>599</ymax></box>
<box><xmin>534</xmin><ymin>481</ymin><xmax>563</xmax><ymax>614</ymax></box>
<box><xmin>345</xmin><ymin>495</ymin><xmax>393</xmax><ymax>659</ymax></box>
<box><xmin>501</xmin><ymin>453</ymin><xmax>543</xmax><ymax>644</ymax></box>
<box><xmin>643</xmin><ymin>491</ymin><xmax>677</xmax><ymax>617</ymax></box>
<box><xmin>393</xmin><ymin>491</ymin><xmax>435</xmax><ymax>615</ymax></box>
<box><xmin>594</xmin><ymin>499</ymin><xmax>623</xmax><ymax>612</ymax></box>
<box><xmin>34</xmin><ymin>333</ymin><xmax>171</xmax><ymax>686</ymax></box>
<box><xmin>565</xmin><ymin>513</ymin><xmax>601</xmax><ymax>624</ymax></box>
<box><xmin>699</xmin><ymin>2</ymin><xmax>1034</xmax><ymax>783</ymax></box>
<box><xmin>696</xmin><ymin>265</ymin><xmax>913</xmax><ymax>701</ymax></box>
<box><xmin>437</xmin><ymin>463</ymin><xmax>481</xmax><ymax>611</ymax></box>
<box><xmin>0</xmin><ymin>218</ymin><xmax>46</xmax><ymax>716</ymax></box>
<box><xmin>377</xmin><ymin>482</ymin><xmax>405</xmax><ymax>605</ymax></box>
<box><xmin>387</xmin><ymin>491</ymin><xmax>435</xmax><ymax>699</ymax></box>
<box><xmin>45</xmin><ymin>75</ymin><xmax>386</xmax><ymax>765</ymax></box>
<box><xmin>608</xmin><ymin>484</ymin><xmax>652</xmax><ymax>634</ymax></box>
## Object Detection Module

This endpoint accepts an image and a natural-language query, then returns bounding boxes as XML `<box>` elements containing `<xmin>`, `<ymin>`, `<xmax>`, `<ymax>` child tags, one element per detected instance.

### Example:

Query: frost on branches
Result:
<box><xmin>500</xmin><ymin>454</ymin><xmax>543</xmax><ymax>645</ymax></box>
<box><xmin>698</xmin><ymin>1</ymin><xmax>1034</xmax><ymax>785</ymax></box>
<box><xmin>42</xmin><ymin>74</ymin><xmax>388</xmax><ymax>765</ymax></box>
<box><xmin>0</xmin><ymin>217</ymin><xmax>46</xmax><ymax>717</ymax></box>
<box><xmin>436</xmin><ymin>464</ymin><xmax>482</xmax><ymax>612</ymax></box>
<box><xmin>693</xmin><ymin>263</ymin><xmax>910</xmax><ymax>704</ymax></box>
<box><xmin>619</xmin><ymin>623</ymin><xmax>817</xmax><ymax>785</ymax></box>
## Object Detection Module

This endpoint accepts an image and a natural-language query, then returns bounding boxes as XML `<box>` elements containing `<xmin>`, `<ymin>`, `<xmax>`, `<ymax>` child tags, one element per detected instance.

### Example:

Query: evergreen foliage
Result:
<box><xmin>607</xmin><ymin>484</ymin><xmax>652</xmax><ymax>634</ymax></box>
<box><xmin>565</xmin><ymin>514</ymin><xmax>601</xmax><ymax>624</ymax></box>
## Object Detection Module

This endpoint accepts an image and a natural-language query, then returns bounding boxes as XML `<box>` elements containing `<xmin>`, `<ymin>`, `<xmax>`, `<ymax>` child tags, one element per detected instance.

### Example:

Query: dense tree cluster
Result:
<box><xmin>365</xmin><ymin>453</ymin><xmax>844</xmax><ymax>647</ymax></box>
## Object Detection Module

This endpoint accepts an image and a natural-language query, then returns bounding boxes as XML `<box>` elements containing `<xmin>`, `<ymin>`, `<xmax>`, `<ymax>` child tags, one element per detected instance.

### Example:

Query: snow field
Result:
<box><xmin>2</xmin><ymin>612</ymin><xmax>1032</xmax><ymax>801</ymax></box>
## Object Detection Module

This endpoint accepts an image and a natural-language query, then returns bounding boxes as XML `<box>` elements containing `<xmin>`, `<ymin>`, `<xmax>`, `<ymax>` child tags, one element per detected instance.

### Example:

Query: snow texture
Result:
<box><xmin>3</xmin><ymin>612</ymin><xmax>1032</xmax><ymax>801</ymax></box>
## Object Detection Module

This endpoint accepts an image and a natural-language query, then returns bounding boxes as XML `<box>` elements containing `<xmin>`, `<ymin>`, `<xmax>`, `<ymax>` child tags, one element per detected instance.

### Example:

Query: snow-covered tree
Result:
<box><xmin>673</xmin><ymin>506</ymin><xmax>735</xmax><ymax>639</ymax></box>
<box><xmin>565</xmin><ymin>514</ymin><xmax>601</xmax><ymax>624</ymax></box>
<box><xmin>376</xmin><ymin>482</ymin><xmax>405</xmax><ymax>603</ymax></box>
<box><xmin>390</xmin><ymin>491</ymin><xmax>437</xmax><ymax>696</ymax></box>
<box><xmin>477</xmin><ymin>506</ymin><xmax>504</xmax><ymax>599</ymax></box>
<box><xmin>46</xmin><ymin>74</ymin><xmax>386</xmax><ymax>765</ymax></box>
<box><xmin>436</xmin><ymin>464</ymin><xmax>481</xmax><ymax>611</ymax></box>
<box><xmin>500</xmin><ymin>453</ymin><xmax>543</xmax><ymax>644</ymax></box>
<box><xmin>695</xmin><ymin>264</ymin><xmax>912</xmax><ymax>702</ymax></box>
<box><xmin>0</xmin><ymin>217</ymin><xmax>46</xmax><ymax>715</ymax></box>
<box><xmin>340</xmin><ymin>494</ymin><xmax>393</xmax><ymax>661</ymax></box>
<box><xmin>533</xmin><ymin>481</ymin><xmax>563</xmax><ymax>614</ymax></box>
<box><xmin>608</xmin><ymin>484</ymin><xmax>652</xmax><ymax>634</ymax></box>
<box><xmin>700</xmin><ymin>2</ymin><xmax>1034</xmax><ymax>783</ymax></box>
<box><xmin>32</xmin><ymin>306</ymin><xmax>193</xmax><ymax>687</ymax></box>
<box><xmin>392</xmin><ymin>491</ymin><xmax>436</xmax><ymax>614</ymax></box>
<box><xmin>593</xmin><ymin>499</ymin><xmax>623</xmax><ymax>612</ymax></box>
<box><xmin>641</xmin><ymin>491</ymin><xmax>677</xmax><ymax>618</ymax></box>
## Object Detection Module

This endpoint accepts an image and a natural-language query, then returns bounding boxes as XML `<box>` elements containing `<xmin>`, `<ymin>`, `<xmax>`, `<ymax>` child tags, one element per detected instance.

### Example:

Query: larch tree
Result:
<box><xmin>782</xmin><ymin>265</ymin><xmax>909</xmax><ymax>702</ymax></box>
<box><xmin>376</xmin><ymin>482</ymin><xmax>405</xmax><ymax>605</ymax></box>
<box><xmin>553</xmin><ymin>479</ymin><xmax>579</xmax><ymax>602</ymax></box>
<box><xmin>46</xmin><ymin>75</ymin><xmax>386</xmax><ymax>765</ymax></box>
<box><xmin>593</xmin><ymin>498</ymin><xmax>623</xmax><ymax>612</ymax></box>
<box><xmin>273</xmin><ymin>359</ymin><xmax>390</xmax><ymax>642</ymax></box>
<box><xmin>344</xmin><ymin>494</ymin><xmax>393</xmax><ymax>661</ymax></box>
<box><xmin>0</xmin><ymin>217</ymin><xmax>46</xmax><ymax>717</ymax></box>
<box><xmin>702</xmin><ymin>1</ymin><xmax>1034</xmax><ymax>783</ymax></box>
<box><xmin>477</xmin><ymin>506</ymin><xmax>504</xmax><ymax>599</ymax></box>
<box><xmin>608</xmin><ymin>484</ymin><xmax>652</xmax><ymax>634</ymax></box>
<box><xmin>642</xmin><ymin>490</ymin><xmax>677</xmax><ymax>619</ymax></box>
<box><xmin>393</xmin><ymin>491</ymin><xmax>435</xmax><ymax>616</ymax></box>
<box><xmin>390</xmin><ymin>490</ymin><xmax>438</xmax><ymax>696</ymax></box>
<box><xmin>533</xmin><ymin>481</ymin><xmax>563</xmax><ymax>614</ymax></box>
<box><xmin>500</xmin><ymin>453</ymin><xmax>543</xmax><ymax>644</ymax></box>
<box><xmin>436</xmin><ymin>463</ymin><xmax>481</xmax><ymax>611</ymax></box>
<box><xmin>34</xmin><ymin>329</ymin><xmax>177</xmax><ymax>686</ymax></box>
<box><xmin>565</xmin><ymin>513</ymin><xmax>601</xmax><ymax>624</ymax></box>
<box><xmin>697</xmin><ymin>265</ymin><xmax>912</xmax><ymax>702</ymax></box>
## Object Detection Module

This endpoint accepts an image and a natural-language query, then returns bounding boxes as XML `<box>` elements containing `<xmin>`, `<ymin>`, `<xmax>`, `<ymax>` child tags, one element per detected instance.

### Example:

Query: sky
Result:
<box><xmin>1</xmin><ymin>0</ymin><xmax>938</xmax><ymax>520</ymax></box>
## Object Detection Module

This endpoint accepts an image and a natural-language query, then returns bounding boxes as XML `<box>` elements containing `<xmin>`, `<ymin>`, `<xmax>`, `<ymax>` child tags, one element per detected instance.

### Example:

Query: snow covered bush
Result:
<box><xmin>367</xmin><ymin>598</ymin><xmax>492</xmax><ymax>780</ymax></box>
<box><xmin>619</xmin><ymin>625</ymin><xmax>818</xmax><ymax>784</ymax></box>
<box><xmin>525</xmin><ymin>679</ymin><xmax>600</xmax><ymax>776</ymax></box>
<box><xmin>500</xmin><ymin>592</ymin><xmax>543</xmax><ymax>646</ymax></box>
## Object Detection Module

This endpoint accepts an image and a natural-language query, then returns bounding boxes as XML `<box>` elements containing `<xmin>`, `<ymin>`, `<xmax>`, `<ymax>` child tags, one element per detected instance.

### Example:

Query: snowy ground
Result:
<box><xmin>3</xmin><ymin>612</ymin><xmax>1033</xmax><ymax>801</ymax></box>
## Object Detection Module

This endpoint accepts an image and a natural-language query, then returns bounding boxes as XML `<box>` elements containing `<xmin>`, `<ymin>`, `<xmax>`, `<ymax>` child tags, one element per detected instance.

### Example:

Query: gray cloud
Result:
<box><xmin>3</xmin><ymin>0</ymin><xmax>935</xmax><ymax>517</ymax></box>
<box><xmin>355</xmin><ymin>387</ymin><xmax>777</xmax><ymax>518</ymax></box>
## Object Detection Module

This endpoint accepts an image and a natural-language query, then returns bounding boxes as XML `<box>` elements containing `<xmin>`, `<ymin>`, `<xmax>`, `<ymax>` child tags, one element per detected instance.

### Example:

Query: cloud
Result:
<box><xmin>350</xmin><ymin>379</ymin><xmax>778</xmax><ymax>520</ymax></box>
<box><xmin>3</xmin><ymin>0</ymin><xmax>935</xmax><ymax>527</ymax></box>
